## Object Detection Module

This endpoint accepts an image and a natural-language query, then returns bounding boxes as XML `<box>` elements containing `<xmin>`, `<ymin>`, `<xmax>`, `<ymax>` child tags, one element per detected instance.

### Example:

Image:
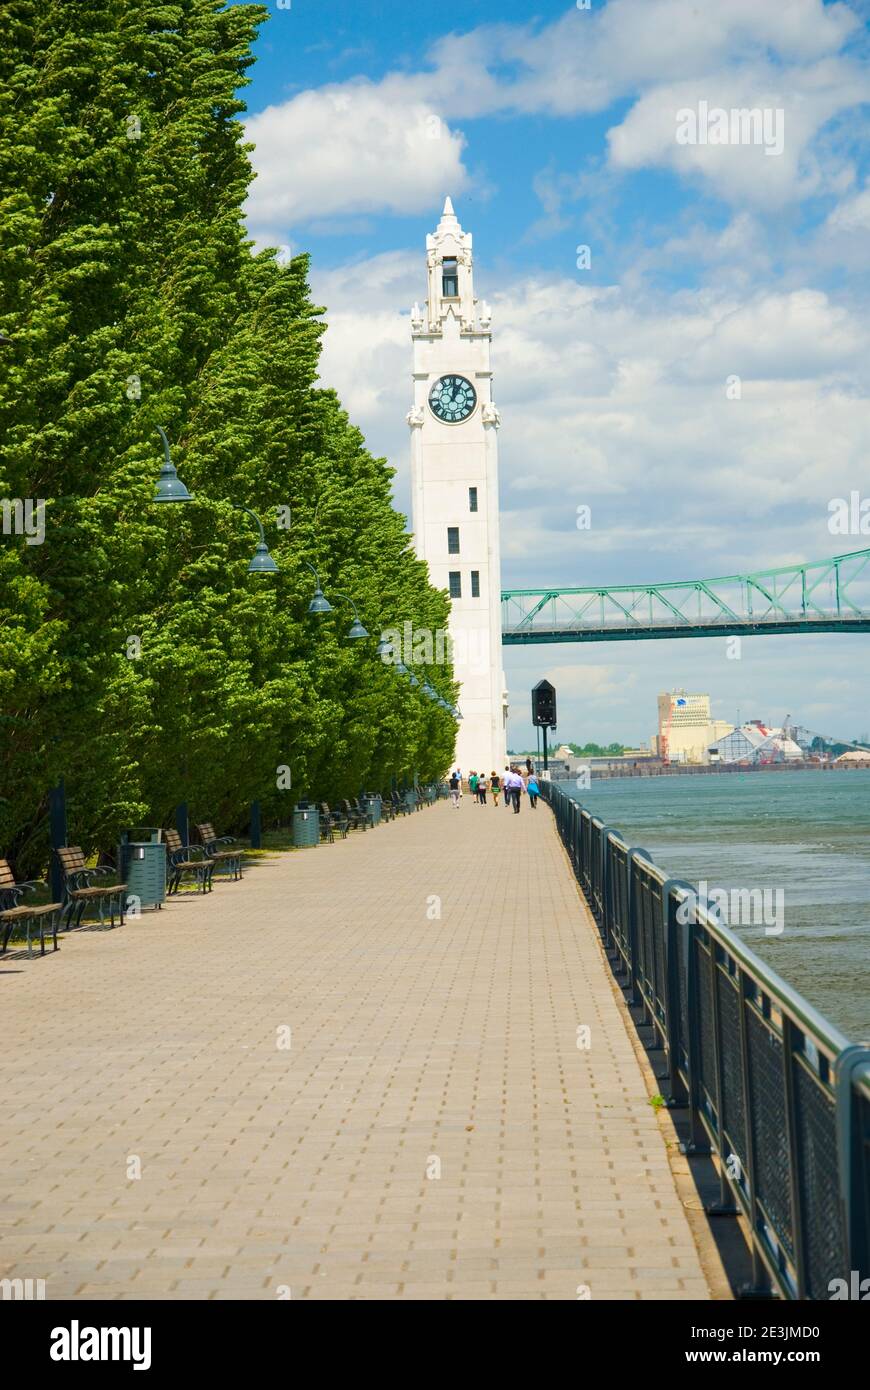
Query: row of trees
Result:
<box><xmin>0</xmin><ymin>0</ymin><xmax>456</xmax><ymax>875</ymax></box>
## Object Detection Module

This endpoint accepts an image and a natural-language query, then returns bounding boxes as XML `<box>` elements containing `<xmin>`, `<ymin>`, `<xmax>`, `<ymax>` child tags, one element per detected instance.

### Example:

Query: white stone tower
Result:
<box><xmin>407</xmin><ymin>198</ymin><xmax>508</xmax><ymax>776</ymax></box>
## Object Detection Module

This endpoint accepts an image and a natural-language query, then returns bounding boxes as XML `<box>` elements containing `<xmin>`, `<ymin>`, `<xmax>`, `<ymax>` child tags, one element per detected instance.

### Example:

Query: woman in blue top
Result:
<box><xmin>527</xmin><ymin>773</ymin><xmax>540</xmax><ymax>809</ymax></box>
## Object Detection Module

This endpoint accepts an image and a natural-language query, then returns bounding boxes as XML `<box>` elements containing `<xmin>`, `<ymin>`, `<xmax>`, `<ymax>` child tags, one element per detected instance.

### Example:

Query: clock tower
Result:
<box><xmin>407</xmin><ymin>197</ymin><xmax>508</xmax><ymax>776</ymax></box>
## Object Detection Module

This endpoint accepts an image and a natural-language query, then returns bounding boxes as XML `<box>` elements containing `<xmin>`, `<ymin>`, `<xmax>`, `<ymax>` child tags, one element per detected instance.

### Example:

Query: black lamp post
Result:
<box><xmin>232</xmin><ymin>504</ymin><xmax>279</xmax><ymax>574</ymax></box>
<box><xmin>153</xmin><ymin>426</ymin><xmax>193</xmax><ymax>504</ymax></box>
<box><xmin>303</xmin><ymin>560</ymin><xmax>332</xmax><ymax>615</ymax></box>
<box><xmin>330</xmin><ymin>592</ymin><xmax>369</xmax><ymax>640</ymax></box>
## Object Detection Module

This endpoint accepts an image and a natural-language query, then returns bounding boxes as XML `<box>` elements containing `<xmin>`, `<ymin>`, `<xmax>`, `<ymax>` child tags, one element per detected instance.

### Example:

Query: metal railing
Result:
<box><xmin>542</xmin><ymin>777</ymin><xmax>870</xmax><ymax>1301</ymax></box>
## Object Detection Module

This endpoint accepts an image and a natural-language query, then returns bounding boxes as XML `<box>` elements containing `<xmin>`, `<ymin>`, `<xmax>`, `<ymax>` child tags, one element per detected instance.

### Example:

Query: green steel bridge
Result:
<box><xmin>501</xmin><ymin>545</ymin><xmax>870</xmax><ymax>645</ymax></box>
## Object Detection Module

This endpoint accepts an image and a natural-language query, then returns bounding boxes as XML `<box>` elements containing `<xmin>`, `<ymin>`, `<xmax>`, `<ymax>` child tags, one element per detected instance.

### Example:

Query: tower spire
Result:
<box><xmin>438</xmin><ymin>196</ymin><xmax>459</xmax><ymax>231</ymax></box>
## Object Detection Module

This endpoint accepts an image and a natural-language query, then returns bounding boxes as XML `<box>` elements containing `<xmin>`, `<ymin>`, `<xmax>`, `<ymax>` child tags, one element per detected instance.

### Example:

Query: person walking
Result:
<box><xmin>509</xmin><ymin>767</ymin><xmax>526</xmax><ymax>813</ymax></box>
<box><xmin>503</xmin><ymin>766</ymin><xmax>512</xmax><ymax>810</ymax></box>
<box><xmin>527</xmin><ymin>772</ymin><xmax>540</xmax><ymax>809</ymax></box>
<box><xmin>490</xmin><ymin>771</ymin><xmax>500</xmax><ymax>807</ymax></box>
<box><xmin>449</xmin><ymin>770</ymin><xmax>461</xmax><ymax>808</ymax></box>
<box><xmin>469</xmin><ymin>771</ymin><xmax>478</xmax><ymax>800</ymax></box>
<box><xmin>477</xmin><ymin>773</ymin><xmax>488</xmax><ymax>804</ymax></box>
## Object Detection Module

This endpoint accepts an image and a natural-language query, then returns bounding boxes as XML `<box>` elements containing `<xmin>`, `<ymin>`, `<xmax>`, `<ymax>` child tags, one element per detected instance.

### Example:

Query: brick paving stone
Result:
<box><xmin>0</xmin><ymin>799</ymin><xmax>710</xmax><ymax>1300</ymax></box>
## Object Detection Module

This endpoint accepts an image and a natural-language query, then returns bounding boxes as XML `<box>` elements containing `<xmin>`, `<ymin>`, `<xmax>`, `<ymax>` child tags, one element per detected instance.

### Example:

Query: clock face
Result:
<box><xmin>428</xmin><ymin>374</ymin><xmax>476</xmax><ymax>423</ymax></box>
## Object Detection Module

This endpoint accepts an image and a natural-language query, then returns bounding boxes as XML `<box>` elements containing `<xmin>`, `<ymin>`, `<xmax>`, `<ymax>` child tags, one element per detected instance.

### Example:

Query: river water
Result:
<box><xmin>558</xmin><ymin>770</ymin><xmax>870</xmax><ymax>1042</ymax></box>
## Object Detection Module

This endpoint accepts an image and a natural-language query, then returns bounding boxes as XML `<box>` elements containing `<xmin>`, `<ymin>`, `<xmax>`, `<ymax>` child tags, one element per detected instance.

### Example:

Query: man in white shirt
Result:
<box><xmin>505</xmin><ymin>767</ymin><xmax>526</xmax><ymax>814</ymax></box>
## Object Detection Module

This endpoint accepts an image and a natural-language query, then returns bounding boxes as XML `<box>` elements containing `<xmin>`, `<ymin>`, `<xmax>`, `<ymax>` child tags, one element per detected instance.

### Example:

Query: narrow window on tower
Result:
<box><xmin>449</xmin><ymin>571</ymin><xmax>462</xmax><ymax>599</ymax></box>
<box><xmin>442</xmin><ymin>257</ymin><xmax>459</xmax><ymax>298</ymax></box>
<box><xmin>468</xmin><ymin>486</ymin><xmax>478</xmax><ymax>512</ymax></box>
<box><xmin>447</xmin><ymin>526</ymin><xmax>459</xmax><ymax>555</ymax></box>
<box><xmin>471</xmin><ymin>571</ymin><xmax>480</xmax><ymax>598</ymax></box>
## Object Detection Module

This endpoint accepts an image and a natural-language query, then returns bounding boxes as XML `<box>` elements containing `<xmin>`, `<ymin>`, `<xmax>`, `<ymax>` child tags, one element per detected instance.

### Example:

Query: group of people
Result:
<box><xmin>448</xmin><ymin>764</ymin><xmax>540</xmax><ymax>814</ymax></box>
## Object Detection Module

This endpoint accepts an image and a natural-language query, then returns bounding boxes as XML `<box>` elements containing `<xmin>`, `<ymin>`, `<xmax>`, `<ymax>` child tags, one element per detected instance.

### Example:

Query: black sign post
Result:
<box><xmin>531</xmin><ymin>680</ymin><xmax>557</xmax><ymax>772</ymax></box>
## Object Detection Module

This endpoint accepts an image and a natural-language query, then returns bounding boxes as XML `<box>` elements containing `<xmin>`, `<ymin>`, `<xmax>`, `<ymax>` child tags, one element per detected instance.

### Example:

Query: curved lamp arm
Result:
<box><xmin>301</xmin><ymin>559</ymin><xmax>324</xmax><ymax>586</ymax></box>
<box><xmin>231</xmin><ymin>503</ymin><xmax>278</xmax><ymax>574</ymax></box>
<box><xmin>330</xmin><ymin>591</ymin><xmax>363</xmax><ymax>623</ymax></box>
<box><xmin>157</xmin><ymin>426</ymin><xmax>172</xmax><ymax>466</ymax></box>
<box><xmin>232</xmin><ymin>503</ymin><xmax>266</xmax><ymax>545</ymax></box>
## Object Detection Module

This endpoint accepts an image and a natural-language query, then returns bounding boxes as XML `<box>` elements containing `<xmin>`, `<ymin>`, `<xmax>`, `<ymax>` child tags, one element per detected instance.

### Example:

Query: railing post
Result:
<box><xmin>659</xmin><ymin>879</ymin><xmax>690</xmax><ymax>1110</ymax></box>
<box><xmin>175</xmin><ymin>802</ymin><xmax>189</xmax><ymax>847</ymax></box>
<box><xmin>597</xmin><ymin>825</ymin><xmax>618</xmax><ymax>946</ymax></box>
<box><xmin>735</xmin><ymin>968</ymin><xmax>773</xmax><ymax>1297</ymax></box>
<box><xmin>625</xmin><ymin>848</ymin><xmax>650</xmax><ymax>1008</ymax></box>
<box><xmin>781</xmin><ymin>1016</ymin><xmax>808</xmax><ymax>1295</ymax></box>
<box><xmin>677</xmin><ymin>891</ymin><xmax>713</xmax><ymax>1158</ymax></box>
<box><xmin>249</xmin><ymin>800</ymin><xmax>261</xmax><ymax>850</ymax></box>
<box><xmin>49</xmin><ymin>778</ymin><xmax>67</xmax><ymax>903</ymax></box>
<box><xmin>835</xmin><ymin>1045</ymin><xmax>870</xmax><ymax>1290</ymax></box>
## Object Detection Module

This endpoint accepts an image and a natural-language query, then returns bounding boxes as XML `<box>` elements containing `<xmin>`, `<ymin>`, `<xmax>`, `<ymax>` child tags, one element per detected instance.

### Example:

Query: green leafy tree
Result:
<box><xmin>0</xmin><ymin>0</ymin><xmax>456</xmax><ymax>875</ymax></box>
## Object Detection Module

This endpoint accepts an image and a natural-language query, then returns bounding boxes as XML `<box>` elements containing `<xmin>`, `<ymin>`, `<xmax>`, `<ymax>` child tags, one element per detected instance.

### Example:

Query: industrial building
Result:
<box><xmin>708</xmin><ymin>721</ymin><xmax>803</xmax><ymax>764</ymax></box>
<box><xmin>656</xmin><ymin>690</ymin><xmax>733</xmax><ymax>764</ymax></box>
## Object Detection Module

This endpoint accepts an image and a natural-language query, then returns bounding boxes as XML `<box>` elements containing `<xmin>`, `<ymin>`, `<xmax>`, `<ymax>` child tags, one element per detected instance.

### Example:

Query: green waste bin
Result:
<box><xmin>403</xmin><ymin>788</ymin><xmax>417</xmax><ymax>812</ymax></box>
<box><xmin>292</xmin><ymin>803</ymin><xmax>320</xmax><ymax>848</ymax></box>
<box><xmin>364</xmin><ymin>795</ymin><xmax>382</xmax><ymax>826</ymax></box>
<box><xmin>119</xmin><ymin>828</ymin><xmax>166</xmax><ymax>911</ymax></box>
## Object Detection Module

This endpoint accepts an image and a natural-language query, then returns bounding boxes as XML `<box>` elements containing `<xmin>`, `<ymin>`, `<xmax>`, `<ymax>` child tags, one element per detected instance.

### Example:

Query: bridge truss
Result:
<box><xmin>501</xmin><ymin>546</ymin><xmax>870</xmax><ymax>645</ymax></box>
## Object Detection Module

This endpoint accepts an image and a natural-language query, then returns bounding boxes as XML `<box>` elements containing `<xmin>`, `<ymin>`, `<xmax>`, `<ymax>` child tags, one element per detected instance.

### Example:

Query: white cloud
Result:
<box><xmin>245</xmin><ymin>0</ymin><xmax>866</xmax><ymax>233</ymax></box>
<box><xmin>825</xmin><ymin>178</ymin><xmax>870</xmax><ymax>233</ymax></box>
<box><xmin>245</xmin><ymin>84</ymin><xmax>468</xmax><ymax>230</ymax></box>
<box><xmin>606</xmin><ymin>61</ymin><xmax>867</xmax><ymax>207</ymax></box>
<box><xmin>311</xmin><ymin>250</ymin><xmax>870</xmax><ymax>595</ymax></box>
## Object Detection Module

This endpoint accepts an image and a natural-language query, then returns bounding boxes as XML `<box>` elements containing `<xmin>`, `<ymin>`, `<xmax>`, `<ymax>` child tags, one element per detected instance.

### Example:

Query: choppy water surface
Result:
<box><xmin>561</xmin><ymin>771</ymin><xmax>870</xmax><ymax>1040</ymax></box>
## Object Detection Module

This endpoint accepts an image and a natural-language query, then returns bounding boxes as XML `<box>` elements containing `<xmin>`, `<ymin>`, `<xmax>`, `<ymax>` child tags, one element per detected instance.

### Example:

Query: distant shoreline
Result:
<box><xmin>552</xmin><ymin>761</ymin><xmax>870</xmax><ymax>781</ymax></box>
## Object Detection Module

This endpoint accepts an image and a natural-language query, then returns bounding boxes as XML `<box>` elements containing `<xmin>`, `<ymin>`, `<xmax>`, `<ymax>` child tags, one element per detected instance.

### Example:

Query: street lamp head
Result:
<box><xmin>153</xmin><ymin>427</ymin><xmax>192</xmax><ymax>503</ymax></box>
<box><xmin>347</xmin><ymin>617</ymin><xmax>369</xmax><ymax>639</ymax></box>
<box><xmin>395</xmin><ymin>661</ymin><xmax>409</xmax><ymax>676</ymax></box>
<box><xmin>308</xmin><ymin>586</ymin><xmax>332</xmax><ymax>615</ymax></box>
<box><xmin>375</xmin><ymin>635</ymin><xmax>393</xmax><ymax>659</ymax></box>
<box><xmin>248</xmin><ymin>541</ymin><xmax>279</xmax><ymax>574</ymax></box>
<box><xmin>154</xmin><ymin>462</ymin><xmax>193</xmax><ymax>503</ymax></box>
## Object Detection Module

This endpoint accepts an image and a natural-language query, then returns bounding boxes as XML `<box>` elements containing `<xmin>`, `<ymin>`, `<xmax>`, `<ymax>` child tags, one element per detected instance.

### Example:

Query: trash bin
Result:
<box><xmin>403</xmin><ymin>788</ymin><xmax>417</xmax><ymax>812</ymax></box>
<box><xmin>119</xmin><ymin>828</ymin><xmax>166</xmax><ymax>910</ymax></box>
<box><xmin>292</xmin><ymin>803</ymin><xmax>320</xmax><ymax>848</ymax></box>
<box><xmin>364</xmin><ymin>795</ymin><xmax>381</xmax><ymax>826</ymax></box>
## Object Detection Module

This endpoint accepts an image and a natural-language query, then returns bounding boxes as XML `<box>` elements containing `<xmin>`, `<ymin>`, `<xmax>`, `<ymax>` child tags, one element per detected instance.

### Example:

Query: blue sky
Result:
<box><xmin>236</xmin><ymin>0</ymin><xmax>870</xmax><ymax>749</ymax></box>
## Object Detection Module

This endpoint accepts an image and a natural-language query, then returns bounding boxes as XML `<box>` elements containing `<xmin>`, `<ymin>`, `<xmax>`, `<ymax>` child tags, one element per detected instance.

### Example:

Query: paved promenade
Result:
<box><xmin>1</xmin><ymin>798</ymin><xmax>711</xmax><ymax>1300</ymax></box>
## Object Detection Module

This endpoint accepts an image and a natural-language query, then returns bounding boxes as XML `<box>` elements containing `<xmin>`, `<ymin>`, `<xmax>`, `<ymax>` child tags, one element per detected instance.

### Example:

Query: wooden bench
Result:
<box><xmin>390</xmin><ymin>790</ymin><xmax>411</xmax><ymax>817</ymax></box>
<box><xmin>320</xmin><ymin>803</ymin><xmax>348</xmax><ymax>842</ymax></box>
<box><xmin>195</xmin><ymin>823</ymin><xmax>243</xmax><ymax>881</ymax></box>
<box><xmin>164</xmin><ymin>829</ymin><xmax>214</xmax><ymax>894</ymax></box>
<box><xmin>0</xmin><ymin>858</ymin><xmax>62</xmax><ymax>957</ymax></box>
<box><xmin>57</xmin><ymin>847</ymin><xmax>127</xmax><ymax>930</ymax></box>
<box><xmin>353</xmin><ymin>796</ymin><xmax>378</xmax><ymax>828</ymax></box>
<box><xmin>340</xmin><ymin>799</ymin><xmax>367</xmax><ymax>831</ymax></box>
